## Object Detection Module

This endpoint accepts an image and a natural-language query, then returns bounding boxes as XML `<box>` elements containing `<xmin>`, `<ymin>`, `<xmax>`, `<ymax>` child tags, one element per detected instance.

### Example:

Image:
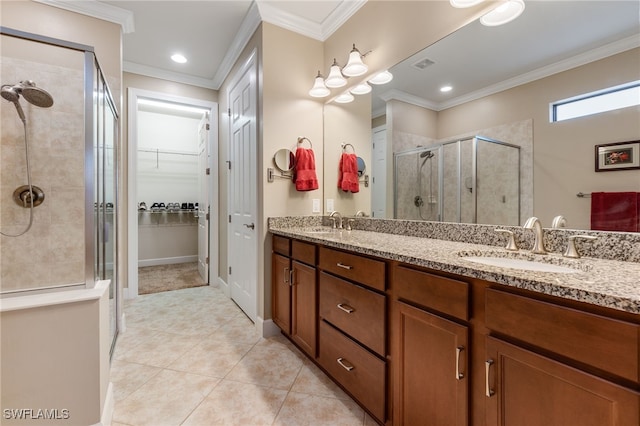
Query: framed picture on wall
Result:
<box><xmin>595</xmin><ymin>140</ymin><xmax>640</xmax><ymax>172</ymax></box>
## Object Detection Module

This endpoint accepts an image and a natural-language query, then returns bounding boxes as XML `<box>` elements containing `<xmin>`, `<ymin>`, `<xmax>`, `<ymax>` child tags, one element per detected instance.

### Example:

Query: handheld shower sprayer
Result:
<box><xmin>1</xmin><ymin>80</ymin><xmax>53</xmax><ymax>122</ymax></box>
<box><xmin>1</xmin><ymin>80</ymin><xmax>54</xmax><ymax>237</ymax></box>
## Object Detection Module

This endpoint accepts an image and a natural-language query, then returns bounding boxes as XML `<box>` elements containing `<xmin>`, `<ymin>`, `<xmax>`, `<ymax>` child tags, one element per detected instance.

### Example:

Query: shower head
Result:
<box><xmin>19</xmin><ymin>80</ymin><xmax>54</xmax><ymax>108</ymax></box>
<box><xmin>1</xmin><ymin>81</ymin><xmax>53</xmax><ymax>123</ymax></box>
<box><xmin>420</xmin><ymin>150</ymin><xmax>434</xmax><ymax>159</ymax></box>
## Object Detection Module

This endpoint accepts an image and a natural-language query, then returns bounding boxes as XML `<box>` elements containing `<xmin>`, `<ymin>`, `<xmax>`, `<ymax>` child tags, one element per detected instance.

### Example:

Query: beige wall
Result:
<box><xmin>437</xmin><ymin>48</ymin><xmax>640</xmax><ymax>229</ymax></box>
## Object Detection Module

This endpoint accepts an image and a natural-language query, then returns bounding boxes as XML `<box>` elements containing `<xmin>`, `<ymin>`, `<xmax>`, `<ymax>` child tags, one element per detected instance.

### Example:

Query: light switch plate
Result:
<box><xmin>312</xmin><ymin>199</ymin><xmax>320</xmax><ymax>213</ymax></box>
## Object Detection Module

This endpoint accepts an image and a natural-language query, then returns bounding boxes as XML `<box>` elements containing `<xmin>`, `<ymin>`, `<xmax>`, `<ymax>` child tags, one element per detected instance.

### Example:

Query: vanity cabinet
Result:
<box><xmin>270</xmin><ymin>232</ymin><xmax>639</xmax><ymax>426</ymax></box>
<box><xmin>317</xmin><ymin>246</ymin><xmax>387</xmax><ymax>423</ymax></box>
<box><xmin>484</xmin><ymin>288</ymin><xmax>640</xmax><ymax>426</ymax></box>
<box><xmin>271</xmin><ymin>235</ymin><xmax>317</xmax><ymax>357</ymax></box>
<box><xmin>393</xmin><ymin>265</ymin><xmax>470</xmax><ymax>426</ymax></box>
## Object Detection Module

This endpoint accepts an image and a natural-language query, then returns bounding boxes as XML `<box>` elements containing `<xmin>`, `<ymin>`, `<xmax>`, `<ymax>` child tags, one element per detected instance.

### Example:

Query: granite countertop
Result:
<box><xmin>270</xmin><ymin>226</ymin><xmax>640</xmax><ymax>315</ymax></box>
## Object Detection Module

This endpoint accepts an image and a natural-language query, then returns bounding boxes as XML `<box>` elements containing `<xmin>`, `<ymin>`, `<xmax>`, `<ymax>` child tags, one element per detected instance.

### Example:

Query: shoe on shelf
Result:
<box><xmin>150</xmin><ymin>202</ymin><xmax>160</xmax><ymax>212</ymax></box>
<box><xmin>187</xmin><ymin>203</ymin><xmax>195</xmax><ymax>210</ymax></box>
<box><xmin>138</xmin><ymin>202</ymin><xmax>147</xmax><ymax>211</ymax></box>
<box><xmin>181</xmin><ymin>203</ymin><xmax>188</xmax><ymax>210</ymax></box>
<box><xmin>172</xmin><ymin>202</ymin><xmax>180</xmax><ymax>212</ymax></box>
<box><xmin>158</xmin><ymin>202</ymin><xmax>166</xmax><ymax>211</ymax></box>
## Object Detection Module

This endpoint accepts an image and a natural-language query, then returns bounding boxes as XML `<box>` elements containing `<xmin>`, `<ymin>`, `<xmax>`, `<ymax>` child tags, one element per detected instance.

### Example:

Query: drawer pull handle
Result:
<box><xmin>284</xmin><ymin>267</ymin><xmax>289</xmax><ymax>284</ymax></box>
<box><xmin>289</xmin><ymin>269</ymin><xmax>295</xmax><ymax>286</ymax></box>
<box><xmin>485</xmin><ymin>359</ymin><xmax>495</xmax><ymax>397</ymax></box>
<box><xmin>456</xmin><ymin>346</ymin><xmax>464</xmax><ymax>380</ymax></box>
<box><xmin>336</xmin><ymin>262</ymin><xmax>353</xmax><ymax>270</ymax></box>
<box><xmin>337</xmin><ymin>357</ymin><xmax>354</xmax><ymax>371</ymax></box>
<box><xmin>337</xmin><ymin>303</ymin><xmax>355</xmax><ymax>314</ymax></box>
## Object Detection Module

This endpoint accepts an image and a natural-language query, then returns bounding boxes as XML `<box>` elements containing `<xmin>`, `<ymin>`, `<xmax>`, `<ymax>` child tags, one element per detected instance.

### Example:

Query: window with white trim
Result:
<box><xmin>550</xmin><ymin>81</ymin><xmax>640</xmax><ymax>122</ymax></box>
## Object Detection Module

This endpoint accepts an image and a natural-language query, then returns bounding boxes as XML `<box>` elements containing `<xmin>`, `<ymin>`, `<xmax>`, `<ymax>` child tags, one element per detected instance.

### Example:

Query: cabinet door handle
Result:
<box><xmin>337</xmin><ymin>357</ymin><xmax>354</xmax><ymax>371</ymax></box>
<box><xmin>289</xmin><ymin>268</ymin><xmax>295</xmax><ymax>286</ymax></box>
<box><xmin>485</xmin><ymin>359</ymin><xmax>495</xmax><ymax>397</ymax></box>
<box><xmin>284</xmin><ymin>267</ymin><xmax>289</xmax><ymax>284</ymax></box>
<box><xmin>336</xmin><ymin>262</ymin><xmax>353</xmax><ymax>270</ymax></box>
<box><xmin>337</xmin><ymin>303</ymin><xmax>355</xmax><ymax>314</ymax></box>
<box><xmin>456</xmin><ymin>346</ymin><xmax>464</xmax><ymax>380</ymax></box>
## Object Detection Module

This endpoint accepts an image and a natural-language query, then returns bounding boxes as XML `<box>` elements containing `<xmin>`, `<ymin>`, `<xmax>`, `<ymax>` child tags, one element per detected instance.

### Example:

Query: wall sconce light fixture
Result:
<box><xmin>350</xmin><ymin>82</ymin><xmax>372</xmax><ymax>95</ymax></box>
<box><xmin>308</xmin><ymin>71</ymin><xmax>330</xmax><ymax>98</ymax></box>
<box><xmin>325</xmin><ymin>59</ymin><xmax>347</xmax><ymax>88</ymax></box>
<box><xmin>369</xmin><ymin>70</ymin><xmax>393</xmax><ymax>85</ymax></box>
<box><xmin>342</xmin><ymin>44</ymin><xmax>368</xmax><ymax>77</ymax></box>
<box><xmin>480</xmin><ymin>0</ymin><xmax>525</xmax><ymax>26</ymax></box>
<box><xmin>334</xmin><ymin>92</ymin><xmax>355</xmax><ymax>104</ymax></box>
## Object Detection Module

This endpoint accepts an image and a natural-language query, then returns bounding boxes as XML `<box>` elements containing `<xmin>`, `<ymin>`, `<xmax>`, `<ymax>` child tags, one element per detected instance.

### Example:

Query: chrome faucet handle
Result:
<box><xmin>552</xmin><ymin>215</ymin><xmax>567</xmax><ymax>228</ymax></box>
<box><xmin>345</xmin><ymin>219</ymin><xmax>355</xmax><ymax>231</ymax></box>
<box><xmin>564</xmin><ymin>235</ymin><xmax>597</xmax><ymax>258</ymax></box>
<box><xmin>495</xmin><ymin>229</ymin><xmax>518</xmax><ymax>251</ymax></box>
<box><xmin>329</xmin><ymin>217</ymin><xmax>337</xmax><ymax>229</ymax></box>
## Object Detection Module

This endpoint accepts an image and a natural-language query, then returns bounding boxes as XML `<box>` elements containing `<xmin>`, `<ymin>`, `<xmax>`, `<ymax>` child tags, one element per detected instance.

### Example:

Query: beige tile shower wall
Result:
<box><xmin>1</xmin><ymin>54</ymin><xmax>85</xmax><ymax>292</ymax></box>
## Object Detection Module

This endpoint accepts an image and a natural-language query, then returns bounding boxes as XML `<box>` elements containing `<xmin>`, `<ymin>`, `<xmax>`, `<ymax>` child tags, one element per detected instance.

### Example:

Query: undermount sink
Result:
<box><xmin>301</xmin><ymin>227</ymin><xmax>337</xmax><ymax>235</ymax></box>
<box><xmin>458</xmin><ymin>251</ymin><xmax>587</xmax><ymax>274</ymax></box>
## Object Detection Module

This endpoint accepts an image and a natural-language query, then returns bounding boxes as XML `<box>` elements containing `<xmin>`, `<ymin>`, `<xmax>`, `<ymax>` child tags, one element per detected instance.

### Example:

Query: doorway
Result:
<box><xmin>127</xmin><ymin>88</ymin><xmax>218</xmax><ymax>298</ymax></box>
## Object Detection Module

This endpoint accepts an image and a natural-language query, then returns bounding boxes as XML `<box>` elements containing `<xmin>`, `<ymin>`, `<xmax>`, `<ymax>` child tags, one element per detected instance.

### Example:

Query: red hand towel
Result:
<box><xmin>590</xmin><ymin>192</ymin><xmax>639</xmax><ymax>232</ymax></box>
<box><xmin>293</xmin><ymin>147</ymin><xmax>318</xmax><ymax>191</ymax></box>
<box><xmin>338</xmin><ymin>153</ymin><xmax>359</xmax><ymax>193</ymax></box>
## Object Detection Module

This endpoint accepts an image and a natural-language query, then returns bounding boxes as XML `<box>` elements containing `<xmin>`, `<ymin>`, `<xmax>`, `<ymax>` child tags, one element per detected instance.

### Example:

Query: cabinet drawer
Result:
<box><xmin>395</xmin><ymin>265</ymin><xmax>469</xmax><ymax>321</ymax></box>
<box><xmin>319</xmin><ymin>272</ymin><xmax>385</xmax><ymax>356</ymax></box>
<box><xmin>318</xmin><ymin>320</ymin><xmax>386</xmax><ymax>422</ymax></box>
<box><xmin>319</xmin><ymin>246</ymin><xmax>385</xmax><ymax>291</ymax></box>
<box><xmin>292</xmin><ymin>240</ymin><xmax>316</xmax><ymax>265</ymax></box>
<box><xmin>486</xmin><ymin>288</ymin><xmax>640</xmax><ymax>382</ymax></box>
<box><xmin>272</xmin><ymin>235</ymin><xmax>290</xmax><ymax>256</ymax></box>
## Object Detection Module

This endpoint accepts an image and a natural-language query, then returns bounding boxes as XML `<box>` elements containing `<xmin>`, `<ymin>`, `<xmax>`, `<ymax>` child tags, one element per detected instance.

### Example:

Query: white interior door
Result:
<box><xmin>197</xmin><ymin>113</ymin><xmax>209</xmax><ymax>283</ymax></box>
<box><xmin>228</xmin><ymin>58</ymin><xmax>257</xmax><ymax>322</ymax></box>
<box><xmin>372</xmin><ymin>126</ymin><xmax>387</xmax><ymax>218</ymax></box>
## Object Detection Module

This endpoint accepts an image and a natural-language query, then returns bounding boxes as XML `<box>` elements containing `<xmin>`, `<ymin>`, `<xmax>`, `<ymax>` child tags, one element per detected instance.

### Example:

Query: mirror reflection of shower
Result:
<box><xmin>414</xmin><ymin>148</ymin><xmax>437</xmax><ymax>220</ymax></box>
<box><xmin>0</xmin><ymin>80</ymin><xmax>54</xmax><ymax>237</ymax></box>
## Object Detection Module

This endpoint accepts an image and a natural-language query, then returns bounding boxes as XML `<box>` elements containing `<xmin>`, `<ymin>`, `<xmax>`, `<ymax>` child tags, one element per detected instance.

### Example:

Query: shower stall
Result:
<box><xmin>1</xmin><ymin>26</ymin><xmax>119</xmax><ymax>422</ymax></box>
<box><xmin>394</xmin><ymin>136</ymin><xmax>520</xmax><ymax>225</ymax></box>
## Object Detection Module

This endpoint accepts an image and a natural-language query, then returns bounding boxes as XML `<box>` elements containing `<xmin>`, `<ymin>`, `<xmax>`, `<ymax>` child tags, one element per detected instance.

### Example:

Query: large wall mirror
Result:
<box><xmin>323</xmin><ymin>0</ymin><xmax>640</xmax><ymax>231</ymax></box>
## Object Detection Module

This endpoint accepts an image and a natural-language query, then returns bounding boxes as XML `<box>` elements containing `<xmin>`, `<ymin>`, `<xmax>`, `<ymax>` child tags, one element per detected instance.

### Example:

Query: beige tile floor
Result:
<box><xmin>111</xmin><ymin>286</ymin><xmax>378</xmax><ymax>426</ymax></box>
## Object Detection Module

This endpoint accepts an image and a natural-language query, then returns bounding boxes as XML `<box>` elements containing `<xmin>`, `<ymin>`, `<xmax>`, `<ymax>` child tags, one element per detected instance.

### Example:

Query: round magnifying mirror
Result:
<box><xmin>273</xmin><ymin>148</ymin><xmax>295</xmax><ymax>172</ymax></box>
<box><xmin>356</xmin><ymin>156</ymin><xmax>366</xmax><ymax>177</ymax></box>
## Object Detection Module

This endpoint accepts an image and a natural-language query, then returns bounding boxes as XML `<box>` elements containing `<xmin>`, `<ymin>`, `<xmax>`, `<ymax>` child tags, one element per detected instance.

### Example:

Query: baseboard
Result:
<box><xmin>217</xmin><ymin>276</ymin><xmax>230</xmax><ymax>297</ymax></box>
<box><xmin>138</xmin><ymin>256</ymin><xmax>198</xmax><ymax>268</ymax></box>
<box><xmin>93</xmin><ymin>382</ymin><xmax>113</xmax><ymax>426</ymax></box>
<box><xmin>258</xmin><ymin>317</ymin><xmax>281</xmax><ymax>338</ymax></box>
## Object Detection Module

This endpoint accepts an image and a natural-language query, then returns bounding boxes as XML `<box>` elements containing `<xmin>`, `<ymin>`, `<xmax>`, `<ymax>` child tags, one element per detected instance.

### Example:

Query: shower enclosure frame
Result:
<box><xmin>394</xmin><ymin>135</ymin><xmax>521</xmax><ymax>224</ymax></box>
<box><xmin>1</xmin><ymin>26</ymin><xmax>120</xmax><ymax>355</ymax></box>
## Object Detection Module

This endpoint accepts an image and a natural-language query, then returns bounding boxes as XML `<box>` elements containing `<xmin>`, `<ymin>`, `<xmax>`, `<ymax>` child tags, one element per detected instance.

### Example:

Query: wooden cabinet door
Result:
<box><xmin>291</xmin><ymin>260</ymin><xmax>317</xmax><ymax>357</ymax></box>
<box><xmin>272</xmin><ymin>253</ymin><xmax>291</xmax><ymax>334</ymax></box>
<box><xmin>395</xmin><ymin>301</ymin><xmax>469</xmax><ymax>426</ymax></box>
<box><xmin>485</xmin><ymin>336</ymin><xmax>640</xmax><ymax>426</ymax></box>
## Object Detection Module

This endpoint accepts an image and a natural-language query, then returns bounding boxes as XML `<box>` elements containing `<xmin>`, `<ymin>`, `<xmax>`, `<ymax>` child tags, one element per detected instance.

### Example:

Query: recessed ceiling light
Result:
<box><xmin>440</xmin><ymin>85</ymin><xmax>453</xmax><ymax>93</ymax></box>
<box><xmin>171</xmin><ymin>54</ymin><xmax>187</xmax><ymax>64</ymax></box>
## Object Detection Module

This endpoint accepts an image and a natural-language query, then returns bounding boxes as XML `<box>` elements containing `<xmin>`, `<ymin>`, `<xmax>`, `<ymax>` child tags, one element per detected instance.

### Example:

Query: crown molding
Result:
<box><xmin>380</xmin><ymin>89</ymin><xmax>440</xmax><ymax>111</ymax></box>
<box><xmin>438</xmin><ymin>35</ymin><xmax>640</xmax><ymax>111</ymax></box>
<box><xmin>211</xmin><ymin>1</ymin><xmax>262</xmax><ymax>89</ymax></box>
<box><xmin>257</xmin><ymin>0</ymin><xmax>366</xmax><ymax>41</ymax></box>
<box><xmin>123</xmin><ymin>61</ymin><xmax>217</xmax><ymax>90</ymax></box>
<box><xmin>33</xmin><ymin>0</ymin><xmax>134</xmax><ymax>33</ymax></box>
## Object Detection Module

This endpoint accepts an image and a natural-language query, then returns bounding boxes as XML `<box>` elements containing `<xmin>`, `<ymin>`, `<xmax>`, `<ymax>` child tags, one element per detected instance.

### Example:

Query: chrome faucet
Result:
<box><xmin>355</xmin><ymin>210</ymin><xmax>367</xmax><ymax>217</ymax></box>
<box><xmin>523</xmin><ymin>216</ymin><xmax>547</xmax><ymax>254</ymax></box>
<box><xmin>551</xmin><ymin>215</ymin><xmax>567</xmax><ymax>228</ymax></box>
<box><xmin>329</xmin><ymin>211</ymin><xmax>343</xmax><ymax>229</ymax></box>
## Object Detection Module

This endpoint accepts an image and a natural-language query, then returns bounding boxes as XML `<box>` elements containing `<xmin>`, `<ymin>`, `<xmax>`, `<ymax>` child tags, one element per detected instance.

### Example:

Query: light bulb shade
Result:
<box><xmin>325</xmin><ymin>60</ymin><xmax>347</xmax><ymax>88</ymax></box>
<box><xmin>368</xmin><ymin>70</ymin><xmax>393</xmax><ymax>85</ymax></box>
<box><xmin>450</xmin><ymin>0</ymin><xmax>484</xmax><ymax>8</ymax></box>
<box><xmin>334</xmin><ymin>92</ymin><xmax>354</xmax><ymax>103</ymax></box>
<box><xmin>480</xmin><ymin>0</ymin><xmax>525</xmax><ymax>26</ymax></box>
<box><xmin>351</xmin><ymin>82</ymin><xmax>372</xmax><ymax>95</ymax></box>
<box><xmin>342</xmin><ymin>45</ymin><xmax>368</xmax><ymax>77</ymax></box>
<box><xmin>308</xmin><ymin>71</ymin><xmax>330</xmax><ymax>98</ymax></box>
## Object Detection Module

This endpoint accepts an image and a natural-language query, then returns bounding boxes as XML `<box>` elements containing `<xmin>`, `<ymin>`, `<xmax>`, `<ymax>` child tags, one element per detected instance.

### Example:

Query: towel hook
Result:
<box><xmin>341</xmin><ymin>143</ymin><xmax>355</xmax><ymax>153</ymax></box>
<box><xmin>297</xmin><ymin>137</ymin><xmax>312</xmax><ymax>148</ymax></box>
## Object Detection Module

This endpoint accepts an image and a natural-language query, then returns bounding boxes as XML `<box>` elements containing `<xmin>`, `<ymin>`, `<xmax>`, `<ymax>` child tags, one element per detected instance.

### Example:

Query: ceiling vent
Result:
<box><xmin>412</xmin><ymin>58</ymin><xmax>435</xmax><ymax>70</ymax></box>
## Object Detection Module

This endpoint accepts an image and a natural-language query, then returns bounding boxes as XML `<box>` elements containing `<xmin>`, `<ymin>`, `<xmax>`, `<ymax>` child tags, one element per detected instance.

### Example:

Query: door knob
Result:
<box><xmin>243</xmin><ymin>223</ymin><xmax>255</xmax><ymax>230</ymax></box>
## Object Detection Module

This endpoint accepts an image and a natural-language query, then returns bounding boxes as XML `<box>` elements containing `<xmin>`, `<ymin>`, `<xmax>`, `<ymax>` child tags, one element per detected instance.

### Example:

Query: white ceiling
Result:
<box><xmin>39</xmin><ymin>1</ymin><xmax>639</xmax><ymax>102</ymax></box>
